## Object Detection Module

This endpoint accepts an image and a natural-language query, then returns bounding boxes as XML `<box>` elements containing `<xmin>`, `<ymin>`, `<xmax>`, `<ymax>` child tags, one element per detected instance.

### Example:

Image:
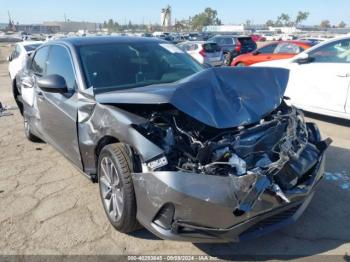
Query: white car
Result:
<box><xmin>8</xmin><ymin>41</ymin><xmax>43</xmax><ymax>81</ymax></box>
<box><xmin>177</xmin><ymin>41</ymin><xmax>224</xmax><ymax>67</ymax></box>
<box><xmin>254</xmin><ymin>35</ymin><xmax>350</xmax><ymax>120</ymax></box>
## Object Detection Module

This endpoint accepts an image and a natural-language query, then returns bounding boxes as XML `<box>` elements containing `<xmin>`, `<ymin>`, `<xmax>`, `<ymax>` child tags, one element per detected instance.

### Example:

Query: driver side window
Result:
<box><xmin>309</xmin><ymin>39</ymin><xmax>350</xmax><ymax>63</ymax></box>
<box><xmin>31</xmin><ymin>46</ymin><xmax>50</xmax><ymax>76</ymax></box>
<box><xmin>46</xmin><ymin>45</ymin><xmax>77</xmax><ymax>91</ymax></box>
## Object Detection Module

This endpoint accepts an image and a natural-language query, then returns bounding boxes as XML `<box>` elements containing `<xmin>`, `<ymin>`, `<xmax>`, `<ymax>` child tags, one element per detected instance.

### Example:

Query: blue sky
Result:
<box><xmin>1</xmin><ymin>0</ymin><xmax>349</xmax><ymax>26</ymax></box>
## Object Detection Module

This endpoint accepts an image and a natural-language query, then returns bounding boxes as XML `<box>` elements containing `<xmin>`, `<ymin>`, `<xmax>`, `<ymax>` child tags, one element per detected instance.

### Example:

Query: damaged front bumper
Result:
<box><xmin>132</xmin><ymin>126</ymin><xmax>329</xmax><ymax>243</ymax></box>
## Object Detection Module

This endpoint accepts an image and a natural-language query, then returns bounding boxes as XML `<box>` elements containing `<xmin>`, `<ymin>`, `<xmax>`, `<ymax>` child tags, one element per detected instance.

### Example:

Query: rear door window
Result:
<box><xmin>238</xmin><ymin>37</ymin><xmax>255</xmax><ymax>46</ymax></box>
<box><xmin>257</xmin><ymin>43</ymin><xmax>278</xmax><ymax>54</ymax></box>
<box><xmin>275</xmin><ymin>43</ymin><xmax>301</xmax><ymax>54</ymax></box>
<box><xmin>217</xmin><ymin>37</ymin><xmax>234</xmax><ymax>45</ymax></box>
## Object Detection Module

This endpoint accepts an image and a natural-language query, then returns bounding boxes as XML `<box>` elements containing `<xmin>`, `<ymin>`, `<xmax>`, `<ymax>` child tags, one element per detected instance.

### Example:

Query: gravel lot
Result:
<box><xmin>0</xmin><ymin>42</ymin><xmax>350</xmax><ymax>259</ymax></box>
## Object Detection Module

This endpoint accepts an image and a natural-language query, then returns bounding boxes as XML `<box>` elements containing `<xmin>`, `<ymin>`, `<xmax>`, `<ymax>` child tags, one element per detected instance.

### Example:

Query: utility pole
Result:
<box><xmin>7</xmin><ymin>10</ymin><xmax>14</xmax><ymax>31</ymax></box>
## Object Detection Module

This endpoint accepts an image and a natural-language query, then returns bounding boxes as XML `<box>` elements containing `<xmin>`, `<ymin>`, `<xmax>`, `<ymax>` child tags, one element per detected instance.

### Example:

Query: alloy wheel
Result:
<box><xmin>99</xmin><ymin>156</ymin><xmax>124</xmax><ymax>222</ymax></box>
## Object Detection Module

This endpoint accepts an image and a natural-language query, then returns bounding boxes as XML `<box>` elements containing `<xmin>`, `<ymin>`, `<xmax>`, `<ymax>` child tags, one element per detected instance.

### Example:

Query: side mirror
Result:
<box><xmin>7</xmin><ymin>55</ymin><xmax>12</xmax><ymax>62</ymax></box>
<box><xmin>294</xmin><ymin>53</ymin><xmax>312</xmax><ymax>64</ymax></box>
<box><xmin>37</xmin><ymin>75</ymin><xmax>68</xmax><ymax>93</ymax></box>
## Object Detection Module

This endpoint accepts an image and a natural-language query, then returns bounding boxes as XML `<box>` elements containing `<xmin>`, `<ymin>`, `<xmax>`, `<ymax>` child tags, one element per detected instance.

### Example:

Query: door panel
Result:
<box><xmin>286</xmin><ymin>63</ymin><xmax>350</xmax><ymax>113</ymax></box>
<box><xmin>36</xmin><ymin>44</ymin><xmax>82</xmax><ymax>169</ymax></box>
<box><xmin>37</xmin><ymin>91</ymin><xmax>82</xmax><ymax>168</ymax></box>
<box><xmin>285</xmin><ymin>39</ymin><xmax>350</xmax><ymax>113</ymax></box>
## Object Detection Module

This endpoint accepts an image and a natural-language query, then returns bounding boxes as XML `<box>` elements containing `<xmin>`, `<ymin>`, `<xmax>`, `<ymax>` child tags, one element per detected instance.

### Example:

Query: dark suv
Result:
<box><xmin>208</xmin><ymin>35</ymin><xmax>257</xmax><ymax>65</ymax></box>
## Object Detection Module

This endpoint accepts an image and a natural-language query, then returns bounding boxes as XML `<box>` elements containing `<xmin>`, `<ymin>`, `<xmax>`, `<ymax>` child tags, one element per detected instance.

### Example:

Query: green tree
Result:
<box><xmin>191</xmin><ymin>7</ymin><xmax>221</xmax><ymax>31</ymax></box>
<box><xmin>114</xmin><ymin>22</ymin><xmax>120</xmax><ymax>31</ymax></box>
<box><xmin>320</xmin><ymin>20</ymin><xmax>331</xmax><ymax>28</ymax></box>
<box><xmin>338</xmin><ymin>21</ymin><xmax>346</xmax><ymax>28</ymax></box>
<box><xmin>265</xmin><ymin>20</ymin><xmax>275</xmax><ymax>27</ymax></box>
<box><xmin>107</xmin><ymin>19</ymin><xmax>115</xmax><ymax>32</ymax></box>
<box><xmin>277</xmin><ymin>13</ymin><xmax>291</xmax><ymax>26</ymax></box>
<box><xmin>295</xmin><ymin>11</ymin><xmax>309</xmax><ymax>26</ymax></box>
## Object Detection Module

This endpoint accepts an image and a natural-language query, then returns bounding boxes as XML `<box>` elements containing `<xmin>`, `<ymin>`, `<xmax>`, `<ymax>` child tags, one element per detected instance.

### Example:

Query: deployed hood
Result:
<box><xmin>95</xmin><ymin>67</ymin><xmax>289</xmax><ymax>129</ymax></box>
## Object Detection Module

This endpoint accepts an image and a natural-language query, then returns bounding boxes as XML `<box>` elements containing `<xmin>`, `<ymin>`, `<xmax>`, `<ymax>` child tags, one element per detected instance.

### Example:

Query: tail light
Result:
<box><xmin>199</xmin><ymin>46</ymin><xmax>206</xmax><ymax>57</ymax></box>
<box><xmin>235</xmin><ymin>42</ymin><xmax>242</xmax><ymax>52</ymax></box>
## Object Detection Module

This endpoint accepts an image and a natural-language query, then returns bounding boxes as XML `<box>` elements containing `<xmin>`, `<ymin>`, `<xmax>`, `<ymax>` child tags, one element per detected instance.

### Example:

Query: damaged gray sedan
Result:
<box><xmin>17</xmin><ymin>37</ymin><xmax>331</xmax><ymax>242</ymax></box>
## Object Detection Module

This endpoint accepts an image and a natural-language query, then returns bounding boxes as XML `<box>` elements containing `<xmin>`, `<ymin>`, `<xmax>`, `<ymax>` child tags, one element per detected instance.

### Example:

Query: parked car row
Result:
<box><xmin>9</xmin><ymin>34</ymin><xmax>350</xmax><ymax>122</ymax></box>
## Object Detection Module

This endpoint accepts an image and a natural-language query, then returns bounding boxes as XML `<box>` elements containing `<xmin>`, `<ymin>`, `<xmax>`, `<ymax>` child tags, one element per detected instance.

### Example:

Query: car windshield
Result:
<box><xmin>78</xmin><ymin>42</ymin><xmax>203</xmax><ymax>92</ymax></box>
<box><xmin>24</xmin><ymin>44</ymin><xmax>41</xmax><ymax>52</ymax></box>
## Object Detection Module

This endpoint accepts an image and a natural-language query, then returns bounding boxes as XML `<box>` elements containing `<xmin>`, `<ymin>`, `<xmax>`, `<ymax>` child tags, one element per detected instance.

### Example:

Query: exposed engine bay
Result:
<box><xmin>133</xmin><ymin>101</ymin><xmax>330</xmax><ymax>213</ymax></box>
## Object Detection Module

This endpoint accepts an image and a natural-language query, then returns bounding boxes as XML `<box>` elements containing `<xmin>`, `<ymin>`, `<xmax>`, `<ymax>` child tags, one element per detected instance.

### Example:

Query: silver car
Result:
<box><xmin>177</xmin><ymin>41</ymin><xmax>224</xmax><ymax>67</ymax></box>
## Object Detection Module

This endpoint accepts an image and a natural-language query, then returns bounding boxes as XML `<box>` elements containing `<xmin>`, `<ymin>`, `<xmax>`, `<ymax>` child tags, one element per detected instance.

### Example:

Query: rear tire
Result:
<box><xmin>98</xmin><ymin>143</ymin><xmax>140</xmax><ymax>233</ymax></box>
<box><xmin>24</xmin><ymin>115</ymin><xmax>42</xmax><ymax>143</ymax></box>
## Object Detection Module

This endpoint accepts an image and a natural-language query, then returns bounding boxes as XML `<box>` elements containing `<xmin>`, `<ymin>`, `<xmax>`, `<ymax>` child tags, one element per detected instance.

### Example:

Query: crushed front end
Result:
<box><xmin>130</xmin><ymin>101</ymin><xmax>331</xmax><ymax>242</ymax></box>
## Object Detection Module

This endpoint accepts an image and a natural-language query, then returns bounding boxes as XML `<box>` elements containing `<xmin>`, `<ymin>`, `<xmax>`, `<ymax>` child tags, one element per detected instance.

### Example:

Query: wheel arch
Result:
<box><xmin>94</xmin><ymin>136</ymin><xmax>142</xmax><ymax>175</ymax></box>
<box><xmin>12</xmin><ymin>78</ymin><xmax>23</xmax><ymax>115</ymax></box>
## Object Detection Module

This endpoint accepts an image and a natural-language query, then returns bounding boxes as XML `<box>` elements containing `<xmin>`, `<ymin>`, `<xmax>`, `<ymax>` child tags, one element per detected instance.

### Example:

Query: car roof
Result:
<box><xmin>50</xmin><ymin>36</ymin><xmax>165</xmax><ymax>47</ymax></box>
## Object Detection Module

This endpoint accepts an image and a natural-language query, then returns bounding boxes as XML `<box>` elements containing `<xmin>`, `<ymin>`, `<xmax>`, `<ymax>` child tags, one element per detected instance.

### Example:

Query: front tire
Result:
<box><xmin>98</xmin><ymin>143</ymin><xmax>139</xmax><ymax>233</ymax></box>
